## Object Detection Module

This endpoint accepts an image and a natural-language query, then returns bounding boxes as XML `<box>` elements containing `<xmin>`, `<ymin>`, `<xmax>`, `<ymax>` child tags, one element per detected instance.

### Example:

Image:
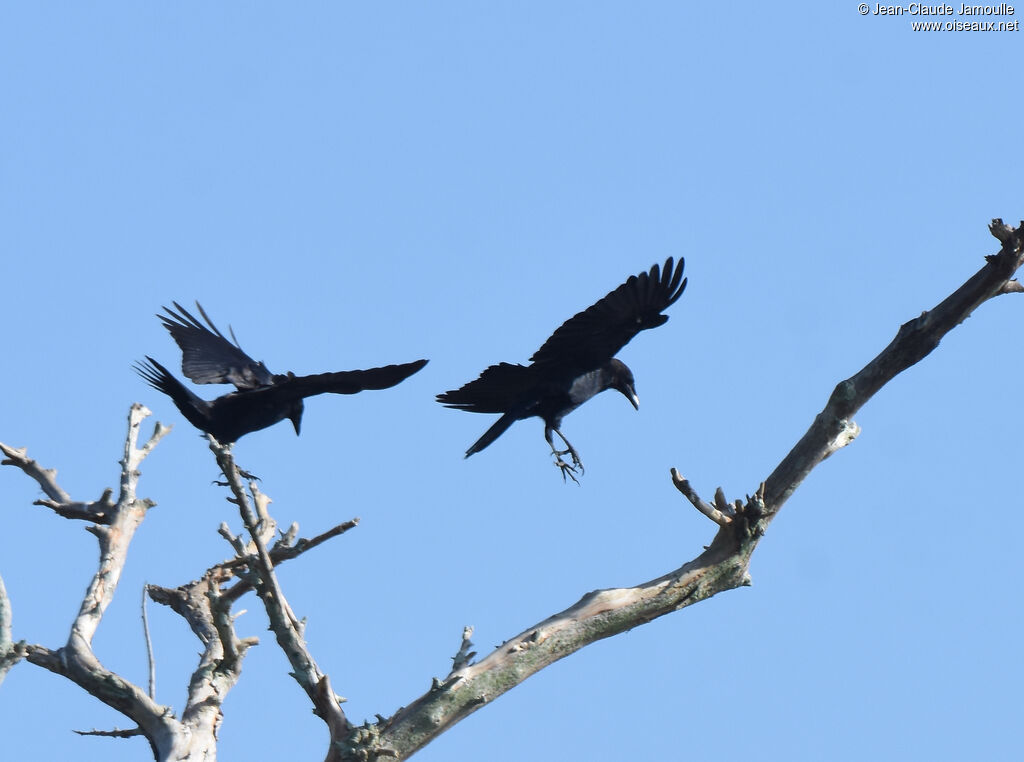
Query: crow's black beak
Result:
<box><xmin>620</xmin><ymin>385</ymin><xmax>639</xmax><ymax>411</ymax></box>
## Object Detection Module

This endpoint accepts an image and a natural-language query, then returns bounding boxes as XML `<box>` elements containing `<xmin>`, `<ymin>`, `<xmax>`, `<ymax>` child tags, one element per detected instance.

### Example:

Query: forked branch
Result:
<box><xmin>0</xmin><ymin>573</ymin><xmax>27</xmax><ymax>684</ymax></box>
<box><xmin>2</xmin><ymin>405</ymin><xmax>179</xmax><ymax>756</ymax></box>
<box><xmin>336</xmin><ymin>219</ymin><xmax>1024</xmax><ymax>760</ymax></box>
<box><xmin>207</xmin><ymin>437</ymin><xmax>352</xmax><ymax>746</ymax></box>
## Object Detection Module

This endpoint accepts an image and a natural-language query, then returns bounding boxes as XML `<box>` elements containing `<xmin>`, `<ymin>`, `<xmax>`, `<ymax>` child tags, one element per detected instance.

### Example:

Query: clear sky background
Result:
<box><xmin>1</xmin><ymin>4</ymin><xmax>1022</xmax><ymax>761</ymax></box>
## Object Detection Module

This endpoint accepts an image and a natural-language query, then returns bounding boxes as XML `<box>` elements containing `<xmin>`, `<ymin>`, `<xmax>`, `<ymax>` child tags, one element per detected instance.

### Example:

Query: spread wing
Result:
<box><xmin>281</xmin><ymin>359</ymin><xmax>429</xmax><ymax>397</ymax></box>
<box><xmin>528</xmin><ymin>257</ymin><xmax>686</xmax><ymax>375</ymax></box>
<box><xmin>436</xmin><ymin>362</ymin><xmax>537</xmax><ymax>413</ymax></box>
<box><xmin>159</xmin><ymin>302</ymin><xmax>274</xmax><ymax>390</ymax></box>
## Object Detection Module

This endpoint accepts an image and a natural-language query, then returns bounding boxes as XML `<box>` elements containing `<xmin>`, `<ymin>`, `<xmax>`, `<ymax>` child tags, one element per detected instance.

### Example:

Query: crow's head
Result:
<box><xmin>607</xmin><ymin>358</ymin><xmax>639</xmax><ymax>410</ymax></box>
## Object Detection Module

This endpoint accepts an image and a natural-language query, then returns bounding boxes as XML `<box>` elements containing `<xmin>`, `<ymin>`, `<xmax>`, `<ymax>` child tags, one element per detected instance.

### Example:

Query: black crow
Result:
<box><xmin>437</xmin><ymin>257</ymin><xmax>686</xmax><ymax>480</ymax></box>
<box><xmin>136</xmin><ymin>302</ymin><xmax>427</xmax><ymax>443</ymax></box>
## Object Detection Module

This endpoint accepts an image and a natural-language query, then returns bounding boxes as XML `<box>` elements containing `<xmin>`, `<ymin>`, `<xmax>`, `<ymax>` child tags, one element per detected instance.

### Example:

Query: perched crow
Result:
<box><xmin>136</xmin><ymin>302</ymin><xmax>427</xmax><ymax>443</ymax></box>
<box><xmin>438</xmin><ymin>258</ymin><xmax>686</xmax><ymax>480</ymax></box>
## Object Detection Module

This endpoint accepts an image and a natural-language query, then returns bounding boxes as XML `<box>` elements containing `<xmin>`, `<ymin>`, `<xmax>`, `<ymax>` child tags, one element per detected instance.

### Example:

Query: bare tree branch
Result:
<box><xmin>67</xmin><ymin>406</ymin><xmax>167</xmax><ymax>645</ymax></box>
<box><xmin>5</xmin><ymin>220</ymin><xmax>1020</xmax><ymax>761</ymax></box>
<box><xmin>145</xmin><ymin>564</ymin><xmax>258</xmax><ymax>684</ymax></box>
<box><xmin>4</xmin><ymin>407</ymin><xmax>230</xmax><ymax>758</ymax></box>
<box><xmin>670</xmin><ymin>469</ymin><xmax>732</xmax><ymax>525</ymax></box>
<box><xmin>144</xmin><ymin>566</ymin><xmax>257</xmax><ymax>741</ymax></box>
<box><xmin>762</xmin><ymin>218</ymin><xmax>1023</xmax><ymax>515</ymax></box>
<box><xmin>4</xmin><ymin>403</ymin><xmax>355</xmax><ymax>759</ymax></box>
<box><xmin>14</xmin><ymin>406</ymin><xmax>176</xmax><ymax>755</ymax></box>
<box><xmin>141</xmin><ymin>585</ymin><xmax>157</xmax><ymax>700</ymax></box>
<box><xmin>0</xmin><ymin>443</ymin><xmax>72</xmax><ymax>503</ymax></box>
<box><xmin>207</xmin><ymin>437</ymin><xmax>352</xmax><ymax>745</ymax></box>
<box><xmin>0</xmin><ymin>572</ymin><xmax>28</xmax><ymax>684</ymax></box>
<box><xmin>218</xmin><ymin>518</ymin><xmax>360</xmax><ymax>606</ymax></box>
<box><xmin>448</xmin><ymin>627</ymin><xmax>476</xmax><ymax>676</ymax></box>
<box><xmin>331</xmin><ymin>220</ymin><xmax>1024</xmax><ymax>760</ymax></box>
<box><xmin>74</xmin><ymin>726</ymin><xmax>147</xmax><ymax>738</ymax></box>
<box><xmin>0</xmin><ymin>442</ymin><xmax>116</xmax><ymax>522</ymax></box>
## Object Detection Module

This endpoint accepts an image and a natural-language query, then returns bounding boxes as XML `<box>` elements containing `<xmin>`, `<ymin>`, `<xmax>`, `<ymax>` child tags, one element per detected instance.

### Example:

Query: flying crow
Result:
<box><xmin>437</xmin><ymin>258</ymin><xmax>686</xmax><ymax>480</ymax></box>
<box><xmin>136</xmin><ymin>302</ymin><xmax>428</xmax><ymax>443</ymax></box>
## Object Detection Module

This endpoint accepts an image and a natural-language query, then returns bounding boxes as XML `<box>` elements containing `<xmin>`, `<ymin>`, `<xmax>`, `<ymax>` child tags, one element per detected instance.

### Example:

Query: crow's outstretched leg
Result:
<box><xmin>545</xmin><ymin>426</ymin><xmax>584</xmax><ymax>483</ymax></box>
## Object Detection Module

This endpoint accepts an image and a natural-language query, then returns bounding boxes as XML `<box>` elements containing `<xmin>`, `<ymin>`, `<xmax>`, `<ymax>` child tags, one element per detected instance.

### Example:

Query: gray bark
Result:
<box><xmin>1</xmin><ymin>219</ymin><xmax>1021</xmax><ymax>760</ymax></box>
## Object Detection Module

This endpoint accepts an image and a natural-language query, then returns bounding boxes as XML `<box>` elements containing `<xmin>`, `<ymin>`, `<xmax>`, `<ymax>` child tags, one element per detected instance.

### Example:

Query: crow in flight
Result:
<box><xmin>136</xmin><ymin>302</ymin><xmax>427</xmax><ymax>443</ymax></box>
<box><xmin>437</xmin><ymin>258</ymin><xmax>686</xmax><ymax>481</ymax></box>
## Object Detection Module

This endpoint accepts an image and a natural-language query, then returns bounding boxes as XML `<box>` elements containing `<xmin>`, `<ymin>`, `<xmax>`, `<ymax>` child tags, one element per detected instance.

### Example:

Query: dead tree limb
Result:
<box><xmin>207</xmin><ymin>437</ymin><xmax>352</xmax><ymax>750</ymax></box>
<box><xmin>3</xmin><ymin>407</ymin><xmax>360</xmax><ymax>759</ymax></box>
<box><xmin>3</xmin><ymin>220</ymin><xmax>1020</xmax><ymax>761</ymax></box>
<box><xmin>335</xmin><ymin>219</ymin><xmax>1024</xmax><ymax>760</ymax></box>
<box><xmin>2</xmin><ymin>406</ymin><xmax>258</xmax><ymax>759</ymax></box>
<box><xmin>1</xmin><ymin>405</ymin><xmax>183</xmax><ymax>757</ymax></box>
<box><xmin>0</xmin><ymin>572</ymin><xmax>27</xmax><ymax>684</ymax></box>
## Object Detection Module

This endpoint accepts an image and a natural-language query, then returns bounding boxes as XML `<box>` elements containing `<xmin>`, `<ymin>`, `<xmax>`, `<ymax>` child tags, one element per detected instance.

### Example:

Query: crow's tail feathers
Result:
<box><xmin>133</xmin><ymin>356</ymin><xmax>208</xmax><ymax>415</ymax></box>
<box><xmin>135</xmin><ymin>356</ymin><xmax>186</xmax><ymax>399</ymax></box>
<box><xmin>465</xmin><ymin>413</ymin><xmax>517</xmax><ymax>458</ymax></box>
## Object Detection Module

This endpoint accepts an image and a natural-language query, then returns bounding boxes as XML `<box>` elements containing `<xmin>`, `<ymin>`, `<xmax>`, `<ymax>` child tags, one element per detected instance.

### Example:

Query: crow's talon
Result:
<box><xmin>553</xmin><ymin>456</ymin><xmax>581</xmax><ymax>484</ymax></box>
<box><xmin>212</xmin><ymin>469</ymin><xmax>261</xmax><ymax>486</ymax></box>
<box><xmin>571</xmin><ymin>452</ymin><xmax>584</xmax><ymax>474</ymax></box>
<box><xmin>554</xmin><ymin>448</ymin><xmax>584</xmax><ymax>474</ymax></box>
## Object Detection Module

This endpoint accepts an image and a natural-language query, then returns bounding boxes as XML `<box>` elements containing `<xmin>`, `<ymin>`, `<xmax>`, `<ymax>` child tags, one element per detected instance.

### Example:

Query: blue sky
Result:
<box><xmin>1</xmin><ymin>3</ymin><xmax>1022</xmax><ymax>761</ymax></box>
